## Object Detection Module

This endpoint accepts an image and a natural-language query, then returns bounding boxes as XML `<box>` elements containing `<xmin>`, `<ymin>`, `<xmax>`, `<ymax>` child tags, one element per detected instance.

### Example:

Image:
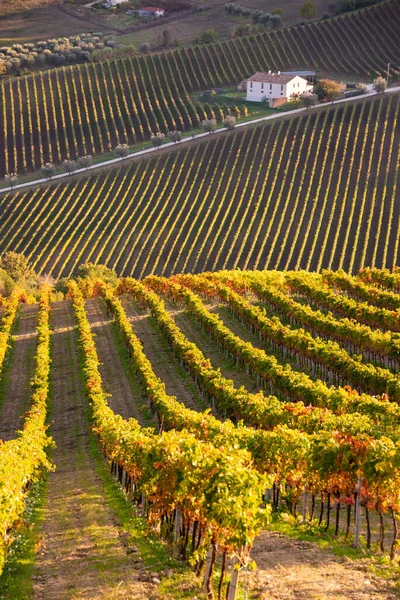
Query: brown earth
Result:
<box><xmin>33</xmin><ymin>300</ymin><xmax>156</xmax><ymax>599</ymax></box>
<box><xmin>0</xmin><ymin>303</ymin><xmax>38</xmax><ymax>441</ymax></box>
<box><xmin>249</xmin><ymin>531</ymin><xmax>398</xmax><ymax>599</ymax></box>
<box><xmin>84</xmin><ymin>297</ymin><xmax>145</xmax><ymax>423</ymax></box>
<box><xmin>121</xmin><ymin>296</ymin><xmax>204</xmax><ymax>412</ymax></box>
<box><xmin>162</xmin><ymin>296</ymin><xmax>261</xmax><ymax>394</ymax></box>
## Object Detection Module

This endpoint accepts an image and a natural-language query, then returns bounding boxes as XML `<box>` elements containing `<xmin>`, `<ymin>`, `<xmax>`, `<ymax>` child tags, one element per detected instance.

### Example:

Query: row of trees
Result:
<box><xmin>12</xmin><ymin>119</ymin><xmax>239</xmax><ymax>184</ymax></box>
<box><xmin>0</xmin><ymin>34</ymin><xmax>114</xmax><ymax>77</ymax></box>
<box><xmin>224</xmin><ymin>4</ymin><xmax>282</xmax><ymax>29</ymax></box>
<box><xmin>300</xmin><ymin>76</ymin><xmax>387</xmax><ymax>108</ymax></box>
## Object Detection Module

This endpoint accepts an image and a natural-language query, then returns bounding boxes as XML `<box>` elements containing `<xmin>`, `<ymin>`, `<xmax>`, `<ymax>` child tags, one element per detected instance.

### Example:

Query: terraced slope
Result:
<box><xmin>0</xmin><ymin>0</ymin><xmax>398</xmax><ymax>177</ymax></box>
<box><xmin>0</xmin><ymin>93</ymin><xmax>398</xmax><ymax>277</ymax></box>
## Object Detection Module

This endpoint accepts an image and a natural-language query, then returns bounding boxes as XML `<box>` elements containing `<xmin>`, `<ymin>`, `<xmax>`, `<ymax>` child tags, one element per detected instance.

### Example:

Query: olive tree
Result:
<box><xmin>373</xmin><ymin>77</ymin><xmax>387</xmax><ymax>94</ymax></box>
<box><xmin>40</xmin><ymin>163</ymin><xmax>56</xmax><ymax>179</ymax></box>
<box><xmin>5</xmin><ymin>172</ymin><xmax>18</xmax><ymax>188</ymax></box>
<box><xmin>300</xmin><ymin>92</ymin><xmax>317</xmax><ymax>109</ymax></box>
<box><xmin>62</xmin><ymin>158</ymin><xmax>76</xmax><ymax>174</ymax></box>
<box><xmin>78</xmin><ymin>155</ymin><xmax>93</xmax><ymax>170</ymax></box>
<box><xmin>202</xmin><ymin>118</ymin><xmax>217</xmax><ymax>133</ymax></box>
<box><xmin>167</xmin><ymin>130</ymin><xmax>182</xmax><ymax>143</ymax></box>
<box><xmin>151</xmin><ymin>132</ymin><xmax>165</xmax><ymax>148</ymax></box>
<box><xmin>115</xmin><ymin>143</ymin><xmax>129</xmax><ymax>159</ymax></box>
<box><xmin>223</xmin><ymin>115</ymin><xmax>236</xmax><ymax>130</ymax></box>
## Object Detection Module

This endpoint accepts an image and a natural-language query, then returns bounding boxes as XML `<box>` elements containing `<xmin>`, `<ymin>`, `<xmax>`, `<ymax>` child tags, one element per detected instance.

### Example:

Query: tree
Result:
<box><xmin>0</xmin><ymin>252</ymin><xmax>35</xmax><ymax>282</ymax></box>
<box><xmin>355</xmin><ymin>82</ymin><xmax>367</xmax><ymax>94</ymax></box>
<box><xmin>76</xmin><ymin>262</ymin><xmax>118</xmax><ymax>286</ymax></box>
<box><xmin>5</xmin><ymin>172</ymin><xmax>18</xmax><ymax>188</ymax></box>
<box><xmin>200</xmin><ymin>29</ymin><xmax>219</xmax><ymax>44</ymax></box>
<box><xmin>139</xmin><ymin>42</ymin><xmax>150</xmax><ymax>53</ymax></box>
<box><xmin>115</xmin><ymin>143</ymin><xmax>129</xmax><ymax>159</ymax></box>
<box><xmin>300</xmin><ymin>1</ymin><xmax>316</xmax><ymax>19</ymax></box>
<box><xmin>151</xmin><ymin>132</ymin><xmax>165</xmax><ymax>148</ymax></box>
<box><xmin>62</xmin><ymin>158</ymin><xmax>76</xmax><ymax>174</ymax></box>
<box><xmin>300</xmin><ymin>92</ymin><xmax>318</xmax><ymax>109</ymax></box>
<box><xmin>223</xmin><ymin>115</ymin><xmax>236</xmax><ymax>130</ymax></box>
<box><xmin>202</xmin><ymin>118</ymin><xmax>217</xmax><ymax>133</ymax></box>
<box><xmin>270</xmin><ymin>14</ymin><xmax>282</xmax><ymax>28</ymax></box>
<box><xmin>373</xmin><ymin>77</ymin><xmax>387</xmax><ymax>94</ymax></box>
<box><xmin>162</xmin><ymin>30</ymin><xmax>171</xmax><ymax>47</ymax></box>
<box><xmin>272</xmin><ymin>8</ymin><xmax>283</xmax><ymax>17</ymax></box>
<box><xmin>0</xmin><ymin>60</ymin><xmax>6</xmax><ymax>77</ymax></box>
<box><xmin>337</xmin><ymin>0</ymin><xmax>356</xmax><ymax>13</ymax></box>
<box><xmin>167</xmin><ymin>130</ymin><xmax>182</xmax><ymax>143</ymax></box>
<box><xmin>79</xmin><ymin>155</ymin><xmax>93</xmax><ymax>170</ymax></box>
<box><xmin>314</xmin><ymin>79</ymin><xmax>341</xmax><ymax>103</ymax></box>
<box><xmin>40</xmin><ymin>163</ymin><xmax>56</xmax><ymax>179</ymax></box>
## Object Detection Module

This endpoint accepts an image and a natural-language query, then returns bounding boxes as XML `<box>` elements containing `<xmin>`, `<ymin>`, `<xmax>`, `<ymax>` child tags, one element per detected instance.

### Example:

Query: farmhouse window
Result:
<box><xmin>270</xmin><ymin>84</ymin><xmax>272</xmax><ymax>90</ymax></box>
<box><xmin>281</xmin><ymin>85</ymin><xmax>283</xmax><ymax>91</ymax></box>
<box><xmin>250</xmin><ymin>82</ymin><xmax>253</xmax><ymax>89</ymax></box>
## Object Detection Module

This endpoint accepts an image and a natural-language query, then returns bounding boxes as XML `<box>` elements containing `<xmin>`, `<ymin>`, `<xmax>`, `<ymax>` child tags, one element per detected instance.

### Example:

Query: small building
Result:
<box><xmin>106</xmin><ymin>0</ymin><xmax>128</xmax><ymax>7</ymax></box>
<box><xmin>137</xmin><ymin>6</ymin><xmax>165</xmax><ymax>16</ymax></box>
<box><xmin>246</xmin><ymin>71</ymin><xmax>310</xmax><ymax>103</ymax></box>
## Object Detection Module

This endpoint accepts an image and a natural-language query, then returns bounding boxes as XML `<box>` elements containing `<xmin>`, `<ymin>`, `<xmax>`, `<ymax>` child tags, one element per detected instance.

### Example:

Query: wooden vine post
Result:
<box><xmin>353</xmin><ymin>477</ymin><xmax>362</xmax><ymax>548</ymax></box>
<box><xmin>226</xmin><ymin>557</ymin><xmax>240</xmax><ymax>600</ymax></box>
<box><xmin>174</xmin><ymin>504</ymin><xmax>182</xmax><ymax>556</ymax></box>
<box><xmin>302</xmin><ymin>487</ymin><xmax>307</xmax><ymax>523</ymax></box>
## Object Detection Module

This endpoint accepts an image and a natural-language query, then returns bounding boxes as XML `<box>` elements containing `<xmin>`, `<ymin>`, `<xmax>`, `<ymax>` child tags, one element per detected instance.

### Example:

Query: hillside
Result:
<box><xmin>0</xmin><ymin>0</ymin><xmax>399</xmax><ymax>178</ymax></box>
<box><xmin>1</xmin><ymin>268</ymin><xmax>400</xmax><ymax>598</ymax></box>
<box><xmin>0</xmin><ymin>93</ymin><xmax>398</xmax><ymax>278</ymax></box>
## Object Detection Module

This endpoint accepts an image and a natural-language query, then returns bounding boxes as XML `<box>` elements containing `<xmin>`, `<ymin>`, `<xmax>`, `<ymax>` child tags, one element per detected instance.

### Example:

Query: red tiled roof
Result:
<box><xmin>248</xmin><ymin>72</ymin><xmax>300</xmax><ymax>84</ymax></box>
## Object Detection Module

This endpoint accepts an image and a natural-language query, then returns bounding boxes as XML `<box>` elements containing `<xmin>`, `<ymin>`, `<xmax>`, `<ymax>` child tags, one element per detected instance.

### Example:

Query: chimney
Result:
<box><xmin>277</xmin><ymin>70</ymin><xmax>281</xmax><ymax>75</ymax></box>
<box><xmin>268</xmin><ymin>69</ymin><xmax>271</xmax><ymax>74</ymax></box>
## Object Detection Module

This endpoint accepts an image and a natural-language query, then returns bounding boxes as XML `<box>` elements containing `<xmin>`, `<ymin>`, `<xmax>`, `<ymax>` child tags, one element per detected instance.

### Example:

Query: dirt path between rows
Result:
<box><xmin>0</xmin><ymin>303</ymin><xmax>38</xmax><ymax>441</ymax></box>
<box><xmin>84</xmin><ymin>297</ymin><xmax>145</xmax><ymax>424</ymax></box>
<box><xmin>249</xmin><ymin>530</ymin><xmax>397</xmax><ymax>599</ymax></box>
<box><xmin>121</xmin><ymin>296</ymin><xmax>204</xmax><ymax>413</ymax></box>
<box><xmin>162</xmin><ymin>297</ymin><xmax>261</xmax><ymax>394</ymax></box>
<box><xmin>33</xmin><ymin>301</ymin><xmax>155</xmax><ymax>599</ymax></box>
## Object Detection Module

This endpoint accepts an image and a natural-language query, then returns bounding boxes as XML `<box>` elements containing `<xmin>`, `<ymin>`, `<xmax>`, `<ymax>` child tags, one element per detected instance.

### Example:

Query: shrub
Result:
<box><xmin>373</xmin><ymin>77</ymin><xmax>387</xmax><ymax>94</ymax></box>
<box><xmin>40</xmin><ymin>163</ymin><xmax>56</xmax><ymax>179</ymax></box>
<box><xmin>202</xmin><ymin>118</ymin><xmax>217</xmax><ymax>133</ymax></box>
<box><xmin>223</xmin><ymin>115</ymin><xmax>236</xmax><ymax>130</ymax></box>
<box><xmin>151</xmin><ymin>132</ymin><xmax>166</xmax><ymax>148</ymax></box>
<box><xmin>115</xmin><ymin>144</ymin><xmax>129</xmax><ymax>159</ymax></box>
<box><xmin>78</xmin><ymin>155</ymin><xmax>93</xmax><ymax>170</ymax></box>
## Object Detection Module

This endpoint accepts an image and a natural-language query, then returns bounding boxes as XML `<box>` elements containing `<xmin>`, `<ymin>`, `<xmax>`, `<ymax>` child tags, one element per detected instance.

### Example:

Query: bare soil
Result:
<box><xmin>121</xmin><ymin>296</ymin><xmax>204</xmax><ymax>412</ymax></box>
<box><xmin>0</xmin><ymin>303</ymin><xmax>39</xmax><ymax>441</ymax></box>
<box><xmin>162</xmin><ymin>297</ymin><xmax>261</xmax><ymax>394</ymax></box>
<box><xmin>84</xmin><ymin>297</ymin><xmax>145</xmax><ymax>424</ymax></box>
<box><xmin>0</xmin><ymin>3</ymin><xmax>114</xmax><ymax>46</ymax></box>
<box><xmin>33</xmin><ymin>301</ymin><xmax>156</xmax><ymax>599</ymax></box>
<box><xmin>249</xmin><ymin>531</ymin><xmax>398</xmax><ymax>599</ymax></box>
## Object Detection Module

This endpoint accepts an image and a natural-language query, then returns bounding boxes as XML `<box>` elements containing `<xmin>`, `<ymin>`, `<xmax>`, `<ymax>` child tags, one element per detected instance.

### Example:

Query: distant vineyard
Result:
<box><xmin>0</xmin><ymin>94</ymin><xmax>398</xmax><ymax>277</ymax></box>
<box><xmin>0</xmin><ymin>0</ymin><xmax>399</xmax><ymax>177</ymax></box>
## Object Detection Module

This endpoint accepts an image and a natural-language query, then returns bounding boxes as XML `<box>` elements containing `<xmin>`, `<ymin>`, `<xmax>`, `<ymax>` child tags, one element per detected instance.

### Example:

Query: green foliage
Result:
<box><xmin>76</xmin><ymin>262</ymin><xmax>118</xmax><ymax>293</ymax></box>
<box><xmin>314</xmin><ymin>78</ymin><xmax>342</xmax><ymax>102</ymax></box>
<box><xmin>199</xmin><ymin>29</ymin><xmax>219</xmax><ymax>44</ymax></box>
<box><xmin>0</xmin><ymin>252</ymin><xmax>35</xmax><ymax>283</ymax></box>
<box><xmin>0</xmin><ymin>268</ymin><xmax>15</xmax><ymax>297</ymax></box>
<box><xmin>0</xmin><ymin>288</ymin><xmax>53</xmax><ymax>575</ymax></box>
<box><xmin>300</xmin><ymin>1</ymin><xmax>316</xmax><ymax>19</ymax></box>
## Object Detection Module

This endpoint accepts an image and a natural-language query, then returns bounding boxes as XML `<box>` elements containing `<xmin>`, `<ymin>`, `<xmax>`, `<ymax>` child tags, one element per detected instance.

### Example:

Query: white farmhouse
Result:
<box><xmin>246</xmin><ymin>71</ymin><xmax>310</xmax><ymax>104</ymax></box>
